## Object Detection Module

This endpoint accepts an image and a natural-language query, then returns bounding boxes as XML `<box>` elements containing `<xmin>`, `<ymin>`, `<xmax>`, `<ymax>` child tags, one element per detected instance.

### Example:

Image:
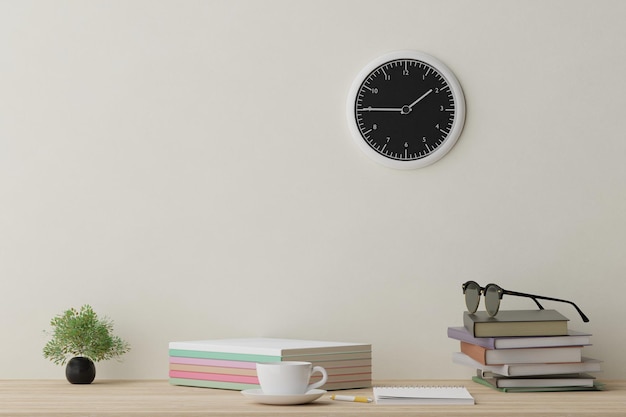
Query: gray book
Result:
<box><xmin>463</xmin><ymin>309</ymin><xmax>569</xmax><ymax>337</ymax></box>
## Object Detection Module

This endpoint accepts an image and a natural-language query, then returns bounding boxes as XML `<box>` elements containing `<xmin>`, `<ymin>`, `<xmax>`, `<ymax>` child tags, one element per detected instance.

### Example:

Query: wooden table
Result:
<box><xmin>1</xmin><ymin>379</ymin><xmax>625</xmax><ymax>416</ymax></box>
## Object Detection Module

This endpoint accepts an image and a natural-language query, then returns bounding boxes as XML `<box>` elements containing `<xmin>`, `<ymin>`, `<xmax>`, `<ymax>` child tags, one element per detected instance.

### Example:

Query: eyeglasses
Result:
<box><xmin>462</xmin><ymin>281</ymin><xmax>589</xmax><ymax>322</ymax></box>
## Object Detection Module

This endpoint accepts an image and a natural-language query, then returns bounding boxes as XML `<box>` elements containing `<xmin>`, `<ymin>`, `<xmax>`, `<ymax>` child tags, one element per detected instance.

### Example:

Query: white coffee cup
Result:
<box><xmin>256</xmin><ymin>361</ymin><xmax>328</xmax><ymax>395</ymax></box>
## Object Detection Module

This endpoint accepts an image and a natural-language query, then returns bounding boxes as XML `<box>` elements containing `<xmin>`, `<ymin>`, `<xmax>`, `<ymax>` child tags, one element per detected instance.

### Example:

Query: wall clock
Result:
<box><xmin>346</xmin><ymin>50</ymin><xmax>466</xmax><ymax>169</ymax></box>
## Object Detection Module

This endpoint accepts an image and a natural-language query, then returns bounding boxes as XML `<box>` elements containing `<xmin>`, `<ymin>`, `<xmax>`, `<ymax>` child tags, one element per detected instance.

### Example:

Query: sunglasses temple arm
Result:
<box><xmin>531</xmin><ymin>297</ymin><xmax>545</xmax><ymax>310</ymax></box>
<box><xmin>505</xmin><ymin>290</ymin><xmax>590</xmax><ymax>322</ymax></box>
<box><xmin>558</xmin><ymin>299</ymin><xmax>590</xmax><ymax>322</ymax></box>
<box><xmin>503</xmin><ymin>289</ymin><xmax>545</xmax><ymax>309</ymax></box>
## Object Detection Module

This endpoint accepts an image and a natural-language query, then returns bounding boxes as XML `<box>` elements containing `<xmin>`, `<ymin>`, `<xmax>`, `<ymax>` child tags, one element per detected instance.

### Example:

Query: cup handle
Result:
<box><xmin>306</xmin><ymin>366</ymin><xmax>328</xmax><ymax>391</ymax></box>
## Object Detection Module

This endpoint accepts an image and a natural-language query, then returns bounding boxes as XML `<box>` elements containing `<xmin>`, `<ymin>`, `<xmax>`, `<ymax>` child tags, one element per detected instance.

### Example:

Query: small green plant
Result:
<box><xmin>43</xmin><ymin>304</ymin><xmax>131</xmax><ymax>365</ymax></box>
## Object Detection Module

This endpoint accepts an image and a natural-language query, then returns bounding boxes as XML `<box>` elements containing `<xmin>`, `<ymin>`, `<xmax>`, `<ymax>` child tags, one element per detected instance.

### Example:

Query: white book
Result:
<box><xmin>169</xmin><ymin>338</ymin><xmax>371</xmax><ymax>356</ymax></box>
<box><xmin>448</xmin><ymin>326</ymin><xmax>591</xmax><ymax>349</ymax></box>
<box><xmin>453</xmin><ymin>352</ymin><xmax>602</xmax><ymax>377</ymax></box>
<box><xmin>374</xmin><ymin>385</ymin><xmax>474</xmax><ymax>405</ymax></box>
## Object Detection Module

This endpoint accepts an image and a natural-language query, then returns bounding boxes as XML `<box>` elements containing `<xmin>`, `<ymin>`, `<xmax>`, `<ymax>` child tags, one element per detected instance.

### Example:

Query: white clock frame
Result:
<box><xmin>346</xmin><ymin>50</ymin><xmax>466</xmax><ymax>170</ymax></box>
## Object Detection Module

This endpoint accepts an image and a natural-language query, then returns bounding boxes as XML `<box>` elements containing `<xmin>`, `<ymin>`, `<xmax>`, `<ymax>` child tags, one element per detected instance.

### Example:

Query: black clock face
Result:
<box><xmin>354</xmin><ymin>59</ymin><xmax>458</xmax><ymax>162</ymax></box>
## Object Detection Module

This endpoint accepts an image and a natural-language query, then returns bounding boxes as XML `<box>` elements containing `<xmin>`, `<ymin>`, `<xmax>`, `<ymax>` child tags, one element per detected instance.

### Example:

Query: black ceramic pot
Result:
<box><xmin>65</xmin><ymin>357</ymin><xmax>96</xmax><ymax>384</ymax></box>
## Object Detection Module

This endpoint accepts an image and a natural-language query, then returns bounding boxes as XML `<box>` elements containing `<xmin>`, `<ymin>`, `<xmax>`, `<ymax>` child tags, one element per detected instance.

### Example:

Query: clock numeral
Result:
<box><xmin>372</xmin><ymin>124</ymin><xmax>378</xmax><ymax>130</ymax></box>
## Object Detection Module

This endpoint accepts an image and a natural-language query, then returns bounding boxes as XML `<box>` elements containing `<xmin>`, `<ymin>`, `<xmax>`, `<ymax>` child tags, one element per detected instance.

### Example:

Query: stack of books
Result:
<box><xmin>169</xmin><ymin>337</ymin><xmax>372</xmax><ymax>391</ymax></box>
<box><xmin>449</xmin><ymin>310</ymin><xmax>603</xmax><ymax>392</ymax></box>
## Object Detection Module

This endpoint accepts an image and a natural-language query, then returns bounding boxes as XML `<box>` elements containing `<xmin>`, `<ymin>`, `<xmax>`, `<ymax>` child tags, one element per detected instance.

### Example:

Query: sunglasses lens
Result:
<box><xmin>464</xmin><ymin>282</ymin><xmax>480</xmax><ymax>313</ymax></box>
<box><xmin>485</xmin><ymin>285</ymin><xmax>501</xmax><ymax>316</ymax></box>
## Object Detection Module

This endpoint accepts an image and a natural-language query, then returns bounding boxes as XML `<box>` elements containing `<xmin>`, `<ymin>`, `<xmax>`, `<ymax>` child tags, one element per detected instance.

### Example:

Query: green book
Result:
<box><xmin>168</xmin><ymin>349</ymin><xmax>280</xmax><ymax>363</ymax></box>
<box><xmin>169</xmin><ymin>378</ymin><xmax>257</xmax><ymax>391</ymax></box>
<box><xmin>463</xmin><ymin>310</ymin><xmax>569</xmax><ymax>337</ymax></box>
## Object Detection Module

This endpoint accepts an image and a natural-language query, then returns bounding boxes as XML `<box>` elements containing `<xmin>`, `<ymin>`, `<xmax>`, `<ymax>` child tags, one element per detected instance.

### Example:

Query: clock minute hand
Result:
<box><xmin>360</xmin><ymin>106</ymin><xmax>403</xmax><ymax>112</ymax></box>
<box><xmin>360</xmin><ymin>89</ymin><xmax>433</xmax><ymax>114</ymax></box>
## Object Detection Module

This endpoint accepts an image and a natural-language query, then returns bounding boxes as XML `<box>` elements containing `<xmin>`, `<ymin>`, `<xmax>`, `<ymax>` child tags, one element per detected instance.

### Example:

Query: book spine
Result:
<box><xmin>460</xmin><ymin>342</ymin><xmax>488</xmax><ymax>365</ymax></box>
<box><xmin>447</xmin><ymin>327</ymin><xmax>495</xmax><ymax>348</ymax></box>
<box><xmin>462</xmin><ymin>313</ymin><xmax>478</xmax><ymax>337</ymax></box>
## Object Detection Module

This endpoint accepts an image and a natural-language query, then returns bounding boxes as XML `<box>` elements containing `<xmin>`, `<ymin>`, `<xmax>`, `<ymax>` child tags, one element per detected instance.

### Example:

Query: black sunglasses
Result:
<box><xmin>462</xmin><ymin>281</ymin><xmax>589</xmax><ymax>322</ymax></box>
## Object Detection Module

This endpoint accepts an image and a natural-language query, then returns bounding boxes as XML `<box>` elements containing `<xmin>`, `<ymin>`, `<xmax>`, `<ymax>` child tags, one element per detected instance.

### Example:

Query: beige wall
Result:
<box><xmin>2</xmin><ymin>0</ymin><xmax>625</xmax><ymax>379</ymax></box>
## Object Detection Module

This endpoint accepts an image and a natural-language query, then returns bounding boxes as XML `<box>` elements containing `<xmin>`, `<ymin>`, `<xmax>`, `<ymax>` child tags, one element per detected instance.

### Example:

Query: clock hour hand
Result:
<box><xmin>397</xmin><ymin>89</ymin><xmax>434</xmax><ymax>115</ymax></box>
<box><xmin>407</xmin><ymin>89</ymin><xmax>433</xmax><ymax>109</ymax></box>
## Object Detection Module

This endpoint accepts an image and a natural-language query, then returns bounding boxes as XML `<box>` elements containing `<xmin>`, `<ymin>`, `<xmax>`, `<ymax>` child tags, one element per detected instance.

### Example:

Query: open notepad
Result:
<box><xmin>373</xmin><ymin>385</ymin><xmax>475</xmax><ymax>405</ymax></box>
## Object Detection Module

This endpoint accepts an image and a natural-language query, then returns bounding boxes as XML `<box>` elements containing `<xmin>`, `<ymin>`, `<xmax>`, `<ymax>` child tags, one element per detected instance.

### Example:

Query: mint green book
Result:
<box><xmin>168</xmin><ymin>349</ymin><xmax>280</xmax><ymax>363</ymax></box>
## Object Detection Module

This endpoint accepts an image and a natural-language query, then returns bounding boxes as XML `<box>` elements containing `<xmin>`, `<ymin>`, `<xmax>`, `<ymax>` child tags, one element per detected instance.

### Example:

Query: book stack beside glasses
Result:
<box><xmin>168</xmin><ymin>338</ymin><xmax>372</xmax><ymax>391</ymax></box>
<box><xmin>448</xmin><ymin>310</ymin><xmax>604</xmax><ymax>392</ymax></box>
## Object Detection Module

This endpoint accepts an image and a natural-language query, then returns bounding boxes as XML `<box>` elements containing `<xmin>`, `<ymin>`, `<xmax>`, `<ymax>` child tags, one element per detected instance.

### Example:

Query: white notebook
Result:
<box><xmin>373</xmin><ymin>385</ymin><xmax>475</xmax><ymax>405</ymax></box>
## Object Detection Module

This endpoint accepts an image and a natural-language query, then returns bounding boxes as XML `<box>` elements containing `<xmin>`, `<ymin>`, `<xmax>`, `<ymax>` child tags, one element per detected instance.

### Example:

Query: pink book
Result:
<box><xmin>168</xmin><ymin>357</ymin><xmax>256</xmax><ymax>369</ymax></box>
<box><xmin>169</xmin><ymin>370</ymin><xmax>259</xmax><ymax>384</ymax></box>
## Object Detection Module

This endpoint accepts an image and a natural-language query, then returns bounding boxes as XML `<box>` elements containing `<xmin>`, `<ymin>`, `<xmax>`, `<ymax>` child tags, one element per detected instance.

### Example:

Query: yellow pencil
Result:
<box><xmin>330</xmin><ymin>394</ymin><xmax>373</xmax><ymax>403</ymax></box>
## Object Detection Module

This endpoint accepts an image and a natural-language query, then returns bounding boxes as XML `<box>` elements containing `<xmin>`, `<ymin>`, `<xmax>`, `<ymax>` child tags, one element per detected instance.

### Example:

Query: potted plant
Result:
<box><xmin>43</xmin><ymin>304</ymin><xmax>131</xmax><ymax>384</ymax></box>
